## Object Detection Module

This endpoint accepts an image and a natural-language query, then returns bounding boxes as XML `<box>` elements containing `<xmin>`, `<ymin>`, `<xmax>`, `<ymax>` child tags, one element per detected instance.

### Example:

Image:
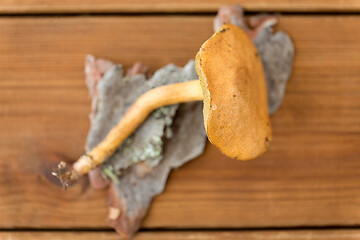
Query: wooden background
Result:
<box><xmin>1</xmin><ymin>1</ymin><xmax>360</xmax><ymax>239</ymax></box>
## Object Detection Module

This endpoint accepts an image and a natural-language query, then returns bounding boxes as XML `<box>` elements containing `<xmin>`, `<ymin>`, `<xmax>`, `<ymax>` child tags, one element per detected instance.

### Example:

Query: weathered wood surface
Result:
<box><xmin>1</xmin><ymin>0</ymin><xmax>360</xmax><ymax>13</ymax></box>
<box><xmin>0</xmin><ymin>16</ymin><xmax>359</xmax><ymax>229</ymax></box>
<box><xmin>2</xmin><ymin>230</ymin><xmax>360</xmax><ymax>240</ymax></box>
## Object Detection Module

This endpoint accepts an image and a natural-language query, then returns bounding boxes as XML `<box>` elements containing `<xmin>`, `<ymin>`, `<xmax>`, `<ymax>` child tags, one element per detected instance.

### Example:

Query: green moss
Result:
<box><xmin>102</xmin><ymin>165</ymin><xmax>119</xmax><ymax>183</ymax></box>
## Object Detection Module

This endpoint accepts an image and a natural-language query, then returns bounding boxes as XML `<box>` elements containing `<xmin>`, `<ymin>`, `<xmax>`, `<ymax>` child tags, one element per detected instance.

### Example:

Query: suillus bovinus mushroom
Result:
<box><xmin>53</xmin><ymin>24</ymin><xmax>272</xmax><ymax>188</ymax></box>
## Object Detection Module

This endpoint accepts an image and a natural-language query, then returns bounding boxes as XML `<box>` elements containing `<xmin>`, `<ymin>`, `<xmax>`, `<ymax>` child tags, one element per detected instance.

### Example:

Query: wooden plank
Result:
<box><xmin>1</xmin><ymin>0</ymin><xmax>360</xmax><ymax>14</ymax></box>
<box><xmin>0</xmin><ymin>16</ymin><xmax>360</xmax><ymax>229</ymax></box>
<box><xmin>2</xmin><ymin>230</ymin><xmax>360</xmax><ymax>240</ymax></box>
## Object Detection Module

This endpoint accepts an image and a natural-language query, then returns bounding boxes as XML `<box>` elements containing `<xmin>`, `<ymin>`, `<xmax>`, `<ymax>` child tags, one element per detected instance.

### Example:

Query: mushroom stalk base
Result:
<box><xmin>54</xmin><ymin>79</ymin><xmax>203</xmax><ymax>188</ymax></box>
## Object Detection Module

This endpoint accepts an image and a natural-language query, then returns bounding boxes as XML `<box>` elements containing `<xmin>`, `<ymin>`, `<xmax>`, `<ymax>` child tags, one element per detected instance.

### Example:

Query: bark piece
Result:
<box><xmin>85</xmin><ymin>59</ymin><xmax>206</xmax><ymax>238</ymax></box>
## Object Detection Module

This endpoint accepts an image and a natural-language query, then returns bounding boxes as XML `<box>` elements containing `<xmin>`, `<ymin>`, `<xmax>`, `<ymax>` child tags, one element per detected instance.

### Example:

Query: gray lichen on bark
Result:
<box><xmin>87</xmin><ymin>62</ymin><xmax>202</xmax><ymax>175</ymax></box>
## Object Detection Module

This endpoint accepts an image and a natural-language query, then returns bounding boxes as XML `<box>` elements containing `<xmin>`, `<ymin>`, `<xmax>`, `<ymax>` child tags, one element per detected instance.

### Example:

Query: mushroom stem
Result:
<box><xmin>54</xmin><ymin>80</ymin><xmax>203</xmax><ymax>187</ymax></box>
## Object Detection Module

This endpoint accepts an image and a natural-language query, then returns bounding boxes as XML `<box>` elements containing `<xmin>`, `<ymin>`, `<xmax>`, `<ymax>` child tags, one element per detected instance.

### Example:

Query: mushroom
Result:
<box><xmin>53</xmin><ymin>24</ymin><xmax>272</xmax><ymax>188</ymax></box>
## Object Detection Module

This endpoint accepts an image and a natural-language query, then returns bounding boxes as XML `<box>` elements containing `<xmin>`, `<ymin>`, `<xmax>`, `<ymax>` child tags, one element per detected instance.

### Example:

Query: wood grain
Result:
<box><xmin>1</xmin><ymin>0</ymin><xmax>360</xmax><ymax>14</ymax></box>
<box><xmin>0</xmin><ymin>16</ymin><xmax>360</xmax><ymax>229</ymax></box>
<box><xmin>2</xmin><ymin>230</ymin><xmax>360</xmax><ymax>240</ymax></box>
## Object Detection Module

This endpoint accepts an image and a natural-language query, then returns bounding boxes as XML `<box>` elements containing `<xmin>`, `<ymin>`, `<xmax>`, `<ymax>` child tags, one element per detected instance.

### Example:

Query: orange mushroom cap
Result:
<box><xmin>195</xmin><ymin>24</ymin><xmax>272</xmax><ymax>160</ymax></box>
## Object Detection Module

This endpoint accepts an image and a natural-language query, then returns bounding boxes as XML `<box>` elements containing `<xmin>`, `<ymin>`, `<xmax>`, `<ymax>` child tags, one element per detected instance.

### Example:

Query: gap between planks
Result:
<box><xmin>0</xmin><ymin>0</ymin><xmax>360</xmax><ymax>14</ymax></box>
<box><xmin>2</xmin><ymin>230</ymin><xmax>360</xmax><ymax>240</ymax></box>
